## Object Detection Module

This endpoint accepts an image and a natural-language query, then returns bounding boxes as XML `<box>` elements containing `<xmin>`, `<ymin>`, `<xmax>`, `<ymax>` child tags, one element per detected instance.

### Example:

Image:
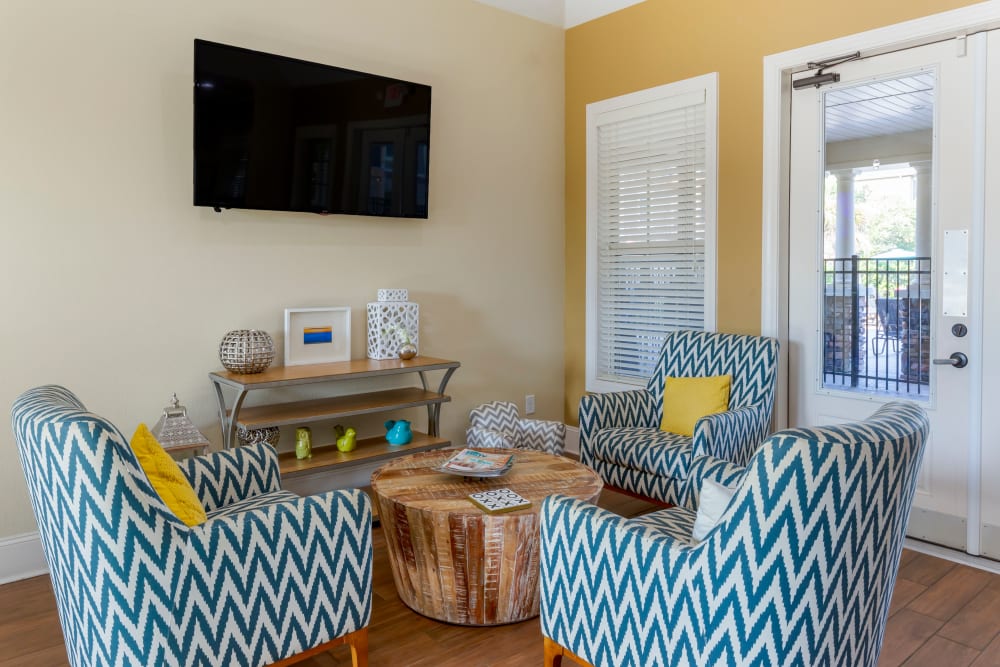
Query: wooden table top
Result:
<box><xmin>210</xmin><ymin>356</ymin><xmax>460</xmax><ymax>389</ymax></box>
<box><xmin>370</xmin><ymin>449</ymin><xmax>603</xmax><ymax>515</ymax></box>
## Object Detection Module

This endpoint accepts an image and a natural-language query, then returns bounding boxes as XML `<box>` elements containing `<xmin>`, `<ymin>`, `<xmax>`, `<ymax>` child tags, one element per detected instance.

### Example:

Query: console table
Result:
<box><xmin>209</xmin><ymin>357</ymin><xmax>460</xmax><ymax>477</ymax></box>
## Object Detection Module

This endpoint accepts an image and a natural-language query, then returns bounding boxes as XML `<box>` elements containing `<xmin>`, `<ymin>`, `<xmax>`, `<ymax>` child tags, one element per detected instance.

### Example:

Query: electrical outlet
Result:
<box><xmin>525</xmin><ymin>394</ymin><xmax>536</xmax><ymax>415</ymax></box>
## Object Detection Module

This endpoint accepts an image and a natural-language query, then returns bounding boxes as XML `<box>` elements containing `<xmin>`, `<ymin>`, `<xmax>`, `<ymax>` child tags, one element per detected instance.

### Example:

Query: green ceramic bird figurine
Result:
<box><xmin>336</xmin><ymin>427</ymin><xmax>357</xmax><ymax>452</ymax></box>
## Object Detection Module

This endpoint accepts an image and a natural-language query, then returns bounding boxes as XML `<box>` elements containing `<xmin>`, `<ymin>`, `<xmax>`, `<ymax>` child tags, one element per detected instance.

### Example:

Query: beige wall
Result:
<box><xmin>563</xmin><ymin>0</ymin><xmax>979</xmax><ymax>423</ymax></box>
<box><xmin>0</xmin><ymin>0</ymin><xmax>565</xmax><ymax>538</ymax></box>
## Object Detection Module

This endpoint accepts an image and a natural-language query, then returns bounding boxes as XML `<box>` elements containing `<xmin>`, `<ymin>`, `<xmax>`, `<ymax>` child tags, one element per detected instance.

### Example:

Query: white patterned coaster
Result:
<box><xmin>468</xmin><ymin>488</ymin><xmax>531</xmax><ymax>514</ymax></box>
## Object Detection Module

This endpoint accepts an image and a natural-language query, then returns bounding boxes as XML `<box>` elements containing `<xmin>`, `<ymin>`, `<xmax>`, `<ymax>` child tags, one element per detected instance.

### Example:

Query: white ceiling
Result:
<box><xmin>474</xmin><ymin>0</ymin><xmax>645</xmax><ymax>28</ymax></box>
<box><xmin>824</xmin><ymin>72</ymin><xmax>934</xmax><ymax>143</ymax></box>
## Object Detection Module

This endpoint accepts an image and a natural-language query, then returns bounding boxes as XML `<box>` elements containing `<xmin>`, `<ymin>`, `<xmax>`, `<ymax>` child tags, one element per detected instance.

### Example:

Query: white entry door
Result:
<box><xmin>977</xmin><ymin>30</ymin><xmax>1000</xmax><ymax>559</ymax></box>
<box><xmin>787</xmin><ymin>35</ymin><xmax>997</xmax><ymax>553</ymax></box>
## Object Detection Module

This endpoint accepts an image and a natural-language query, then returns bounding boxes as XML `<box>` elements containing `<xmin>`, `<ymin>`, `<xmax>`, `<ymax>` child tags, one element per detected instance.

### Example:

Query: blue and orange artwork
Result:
<box><xmin>303</xmin><ymin>326</ymin><xmax>333</xmax><ymax>345</ymax></box>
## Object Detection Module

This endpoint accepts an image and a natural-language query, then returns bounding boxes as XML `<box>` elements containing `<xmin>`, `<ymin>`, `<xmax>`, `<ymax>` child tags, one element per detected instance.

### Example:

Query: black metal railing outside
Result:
<box><xmin>822</xmin><ymin>255</ymin><xmax>931</xmax><ymax>397</ymax></box>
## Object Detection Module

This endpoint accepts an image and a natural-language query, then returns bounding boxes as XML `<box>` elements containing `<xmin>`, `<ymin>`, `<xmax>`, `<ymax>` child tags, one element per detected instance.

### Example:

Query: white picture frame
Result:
<box><xmin>284</xmin><ymin>307</ymin><xmax>351</xmax><ymax>366</ymax></box>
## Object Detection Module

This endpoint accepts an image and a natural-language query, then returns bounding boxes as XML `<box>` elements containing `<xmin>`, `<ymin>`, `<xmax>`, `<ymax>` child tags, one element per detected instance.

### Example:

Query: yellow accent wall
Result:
<box><xmin>563</xmin><ymin>0</ymin><xmax>978</xmax><ymax>422</ymax></box>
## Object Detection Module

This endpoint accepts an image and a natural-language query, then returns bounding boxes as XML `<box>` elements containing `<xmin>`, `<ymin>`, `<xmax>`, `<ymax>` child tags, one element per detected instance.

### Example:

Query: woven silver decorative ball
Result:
<box><xmin>237</xmin><ymin>425</ymin><xmax>280</xmax><ymax>447</ymax></box>
<box><xmin>219</xmin><ymin>329</ymin><xmax>275</xmax><ymax>374</ymax></box>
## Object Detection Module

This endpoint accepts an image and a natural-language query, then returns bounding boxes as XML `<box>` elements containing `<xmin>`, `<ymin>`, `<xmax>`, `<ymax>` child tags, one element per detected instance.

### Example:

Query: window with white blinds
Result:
<box><xmin>585</xmin><ymin>74</ymin><xmax>718</xmax><ymax>392</ymax></box>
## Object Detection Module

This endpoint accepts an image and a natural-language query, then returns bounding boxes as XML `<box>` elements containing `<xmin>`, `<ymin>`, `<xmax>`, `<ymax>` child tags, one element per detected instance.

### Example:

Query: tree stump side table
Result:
<box><xmin>370</xmin><ymin>449</ymin><xmax>603</xmax><ymax>626</ymax></box>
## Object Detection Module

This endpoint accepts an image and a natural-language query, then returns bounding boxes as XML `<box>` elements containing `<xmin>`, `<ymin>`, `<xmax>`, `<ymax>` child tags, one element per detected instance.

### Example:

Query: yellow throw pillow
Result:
<box><xmin>130</xmin><ymin>423</ymin><xmax>207</xmax><ymax>527</ymax></box>
<box><xmin>660</xmin><ymin>375</ymin><xmax>732</xmax><ymax>437</ymax></box>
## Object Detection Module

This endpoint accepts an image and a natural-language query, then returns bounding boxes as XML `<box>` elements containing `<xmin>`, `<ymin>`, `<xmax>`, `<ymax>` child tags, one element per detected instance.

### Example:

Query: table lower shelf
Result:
<box><xmin>234</xmin><ymin>387</ymin><xmax>450</xmax><ymax>430</ymax></box>
<box><xmin>278</xmin><ymin>431</ymin><xmax>450</xmax><ymax>478</ymax></box>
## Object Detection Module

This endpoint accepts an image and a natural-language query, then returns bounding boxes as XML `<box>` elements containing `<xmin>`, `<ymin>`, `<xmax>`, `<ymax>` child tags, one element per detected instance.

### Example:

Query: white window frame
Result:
<box><xmin>585</xmin><ymin>73</ymin><xmax>719</xmax><ymax>393</ymax></box>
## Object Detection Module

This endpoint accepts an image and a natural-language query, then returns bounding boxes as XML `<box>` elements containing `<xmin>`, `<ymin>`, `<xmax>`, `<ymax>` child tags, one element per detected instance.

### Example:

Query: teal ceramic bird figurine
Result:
<box><xmin>384</xmin><ymin>419</ymin><xmax>413</xmax><ymax>445</ymax></box>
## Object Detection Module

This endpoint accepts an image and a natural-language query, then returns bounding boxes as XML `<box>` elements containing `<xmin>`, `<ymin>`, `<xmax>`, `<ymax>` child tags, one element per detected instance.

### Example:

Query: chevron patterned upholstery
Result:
<box><xmin>11</xmin><ymin>385</ymin><xmax>372</xmax><ymax>667</ymax></box>
<box><xmin>178</xmin><ymin>442</ymin><xmax>282</xmax><ymax>512</ymax></box>
<box><xmin>579</xmin><ymin>330</ymin><xmax>779</xmax><ymax>504</ymax></box>
<box><xmin>541</xmin><ymin>401</ymin><xmax>929</xmax><ymax>667</ymax></box>
<box><xmin>466</xmin><ymin>400</ymin><xmax>566</xmax><ymax>455</ymax></box>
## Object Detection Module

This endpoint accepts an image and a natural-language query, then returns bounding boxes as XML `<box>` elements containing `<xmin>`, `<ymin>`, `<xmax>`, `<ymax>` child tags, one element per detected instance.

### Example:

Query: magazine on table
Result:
<box><xmin>435</xmin><ymin>448</ymin><xmax>514</xmax><ymax>477</ymax></box>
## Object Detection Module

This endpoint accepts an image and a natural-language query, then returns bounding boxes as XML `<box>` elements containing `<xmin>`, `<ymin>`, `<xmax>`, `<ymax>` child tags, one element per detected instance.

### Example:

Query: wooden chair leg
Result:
<box><xmin>544</xmin><ymin>636</ymin><xmax>565</xmax><ymax>667</ymax></box>
<box><xmin>269</xmin><ymin>627</ymin><xmax>369</xmax><ymax>667</ymax></box>
<box><xmin>544</xmin><ymin>636</ymin><xmax>597</xmax><ymax>667</ymax></box>
<box><xmin>349</xmin><ymin>627</ymin><xmax>368</xmax><ymax>667</ymax></box>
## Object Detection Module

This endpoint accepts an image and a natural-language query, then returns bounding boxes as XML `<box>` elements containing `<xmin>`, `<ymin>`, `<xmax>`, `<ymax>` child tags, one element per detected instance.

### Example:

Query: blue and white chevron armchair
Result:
<box><xmin>466</xmin><ymin>400</ymin><xmax>566</xmax><ymax>455</ymax></box>
<box><xmin>541</xmin><ymin>401</ymin><xmax>929</xmax><ymax>667</ymax></box>
<box><xmin>579</xmin><ymin>330</ymin><xmax>779</xmax><ymax>504</ymax></box>
<box><xmin>11</xmin><ymin>385</ymin><xmax>372</xmax><ymax>667</ymax></box>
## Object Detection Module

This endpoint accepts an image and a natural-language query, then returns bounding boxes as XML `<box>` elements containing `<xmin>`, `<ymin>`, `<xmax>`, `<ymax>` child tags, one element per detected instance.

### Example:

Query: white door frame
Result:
<box><xmin>760</xmin><ymin>1</ymin><xmax>1000</xmax><ymax>554</ymax></box>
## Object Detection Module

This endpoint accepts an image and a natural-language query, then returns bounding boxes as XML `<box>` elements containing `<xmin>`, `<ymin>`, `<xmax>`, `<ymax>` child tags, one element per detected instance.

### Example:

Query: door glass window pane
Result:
<box><xmin>820</xmin><ymin>71</ymin><xmax>934</xmax><ymax>399</ymax></box>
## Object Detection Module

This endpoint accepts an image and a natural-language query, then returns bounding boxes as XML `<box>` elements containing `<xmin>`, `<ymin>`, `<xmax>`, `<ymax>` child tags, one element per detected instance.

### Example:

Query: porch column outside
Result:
<box><xmin>903</xmin><ymin>161</ymin><xmax>932</xmax><ymax>383</ymax></box>
<box><xmin>834</xmin><ymin>169</ymin><xmax>856</xmax><ymax>258</ymax></box>
<box><xmin>829</xmin><ymin>169</ymin><xmax>862</xmax><ymax>377</ymax></box>
<box><xmin>914</xmin><ymin>161</ymin><xmax>932</xmax><ymax>257</ymax></box>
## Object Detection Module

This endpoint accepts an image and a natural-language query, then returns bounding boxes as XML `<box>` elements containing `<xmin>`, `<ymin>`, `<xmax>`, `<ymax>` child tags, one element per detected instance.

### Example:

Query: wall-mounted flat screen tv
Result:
<box><xmin>194</xmin><ymin>39</ymin><xmax>431</xmax><ymax>218</ymax></box>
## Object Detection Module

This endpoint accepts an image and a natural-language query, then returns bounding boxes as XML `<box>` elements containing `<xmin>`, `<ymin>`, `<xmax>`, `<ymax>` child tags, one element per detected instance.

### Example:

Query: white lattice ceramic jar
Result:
<box><xmin>367</xmin><ymin>289</ymin><xmax>419</xmax><ymax>360</ymax></box>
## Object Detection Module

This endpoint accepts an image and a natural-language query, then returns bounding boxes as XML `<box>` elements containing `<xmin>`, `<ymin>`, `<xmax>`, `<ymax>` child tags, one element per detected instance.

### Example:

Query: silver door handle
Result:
<box><xmin>933</xmin><ymin>352</ymin><xmax>968</xmax><ymax>368</ymax></box>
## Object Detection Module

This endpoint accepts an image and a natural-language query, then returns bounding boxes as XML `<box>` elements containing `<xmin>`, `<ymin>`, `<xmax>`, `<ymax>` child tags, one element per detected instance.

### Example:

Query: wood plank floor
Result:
<box><xmin>3</xmin><ymin>490</ymin><xmax>999</xmax><ymax>666</ymax></box>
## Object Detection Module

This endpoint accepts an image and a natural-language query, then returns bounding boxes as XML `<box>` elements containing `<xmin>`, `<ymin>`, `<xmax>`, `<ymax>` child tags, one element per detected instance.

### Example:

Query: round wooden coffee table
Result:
<box><xmin>370</xmin><ymin>449</ymin><xmax>602</xmax><ymax>626</ymax></box>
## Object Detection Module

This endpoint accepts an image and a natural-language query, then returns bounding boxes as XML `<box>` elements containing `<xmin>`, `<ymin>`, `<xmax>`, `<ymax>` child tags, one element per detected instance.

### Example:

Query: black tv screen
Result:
<box><xmin>194</xmin><ymin>39</ymin><xmax>431</xmax><ymax>217</ymax></box>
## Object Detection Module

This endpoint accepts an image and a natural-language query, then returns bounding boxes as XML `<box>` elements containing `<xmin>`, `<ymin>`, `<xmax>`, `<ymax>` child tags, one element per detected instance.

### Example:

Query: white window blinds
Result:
<box><xmin>586</xmin><ymin>75</ymin><xmax>717</xmax><ymax>392</ymax></box>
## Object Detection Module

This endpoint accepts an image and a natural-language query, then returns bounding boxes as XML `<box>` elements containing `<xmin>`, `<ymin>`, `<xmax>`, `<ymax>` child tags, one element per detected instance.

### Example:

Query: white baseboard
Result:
<box><xmin>0</xmin><ymin>531</ymin><xmax>48</xmax><ymax>584</ymax></box>
<box><xmin>564</xmin><ymin>426</ymin><xmax>580</xmax><ymax>456</ymax></box>
<box><xmin>904</xmin><ymin>537</ymin><xmax>1000</xmax><ymax>576</ymax></box>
